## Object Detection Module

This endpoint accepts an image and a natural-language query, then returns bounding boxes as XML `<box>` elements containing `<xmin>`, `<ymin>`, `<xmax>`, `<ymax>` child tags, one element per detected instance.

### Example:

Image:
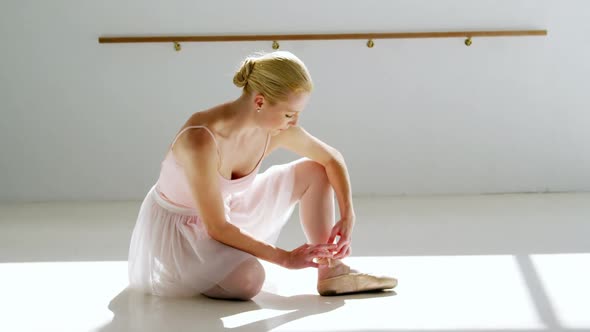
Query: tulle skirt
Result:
<box><xmin>128</xmin><ymin>162</ymin><xmax>298</xmax><ymax>297</ymax></box>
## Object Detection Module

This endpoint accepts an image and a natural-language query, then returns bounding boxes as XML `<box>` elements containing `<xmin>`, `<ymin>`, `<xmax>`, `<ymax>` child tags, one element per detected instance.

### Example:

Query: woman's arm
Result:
<box><xmin>175</xmin><ymin>127</ymin><xmax>334</xmax><ymax>268</ymax></box>
<box><xmin>272</xmin><ymin>126</ymin><xmax>356</xmax><ymax>219</ymax></box>
<box><xmin>272</xmin><ymin>126</ymin><xmax>356</xmax><ymax>257</ymax></box>
<box><xmin>324</xmin><ymin>154</ymin><xmax>356</xmax><ymax>219</ymax></box>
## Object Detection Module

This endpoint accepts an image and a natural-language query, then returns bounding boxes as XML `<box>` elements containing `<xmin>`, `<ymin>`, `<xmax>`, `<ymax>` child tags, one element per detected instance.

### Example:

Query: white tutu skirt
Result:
<box><xmin>128</xmin><ymin>162</ymin><xmax>298</xmax><ymax>297</ymax></box>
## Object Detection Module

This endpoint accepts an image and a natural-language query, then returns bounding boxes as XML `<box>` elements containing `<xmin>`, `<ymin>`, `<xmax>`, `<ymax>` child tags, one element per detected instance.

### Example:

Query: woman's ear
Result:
<box><xmin>254</xmin><ymin>93</ymin><xmax>265</xmax><ymax>109</ymax></box>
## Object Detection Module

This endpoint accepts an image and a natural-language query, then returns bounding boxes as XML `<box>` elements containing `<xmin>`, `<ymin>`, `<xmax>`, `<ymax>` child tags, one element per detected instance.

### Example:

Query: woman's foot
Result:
<box><xmin>317</xmin><ymin>258</ymin><xmax>356</xmax><ymax>281</ymax></box>
<box><xmin>316</xmin><ymin>258</ymin><xmax>397</xmax><ymax>296</ymax></box>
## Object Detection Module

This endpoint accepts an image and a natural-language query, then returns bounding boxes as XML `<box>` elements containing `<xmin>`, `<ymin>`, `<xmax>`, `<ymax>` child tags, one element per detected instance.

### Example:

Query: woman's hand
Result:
<box><xmin>282</xmin><ymin>243</ymin><xmax>337</xmax><ymax>269</ymax></box>
<box><xmin>328</xmin><ymin>215</ymin><xmax>355</xmax><ymax>259</ymax></box>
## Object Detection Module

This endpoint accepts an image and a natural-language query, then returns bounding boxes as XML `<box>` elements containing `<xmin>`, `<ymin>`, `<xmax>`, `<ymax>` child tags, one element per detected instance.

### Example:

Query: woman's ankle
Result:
<box><xmin>316</xmin><ymin>257</ymin><xmax>340</xmax><ymax>268</ymax></box>
<box><xmin>317</xmin><ymin>258</ymin><xmax>350</xmax><ymax>280</ymax></box>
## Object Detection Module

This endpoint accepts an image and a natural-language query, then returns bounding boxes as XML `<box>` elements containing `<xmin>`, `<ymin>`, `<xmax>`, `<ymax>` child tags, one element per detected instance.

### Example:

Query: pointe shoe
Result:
<box><xmin>317</xmin><ymin>272</ymin><xmax>397</xmax><ymax>296</ymax></box>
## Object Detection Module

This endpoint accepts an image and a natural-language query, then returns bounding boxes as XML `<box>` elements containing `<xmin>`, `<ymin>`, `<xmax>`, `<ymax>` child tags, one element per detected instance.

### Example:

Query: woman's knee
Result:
<box><xmin>209</xmin><ymin>258</ymin><xmax>266</xmax><ymax>300</ymax></box>
<box><xmin>291</xmin><ymin>159</ymin><xmax>330</xmax><ymax>200</ymax></box>
<box><xmin>235</xmin><ymin>259</ymin><xmax>265</xmax><ymax>299</ymax></box>
<box><xmin>294</xmin><ymin>159</ymin><xmax>329</xmax><ymax>188</ymax></box>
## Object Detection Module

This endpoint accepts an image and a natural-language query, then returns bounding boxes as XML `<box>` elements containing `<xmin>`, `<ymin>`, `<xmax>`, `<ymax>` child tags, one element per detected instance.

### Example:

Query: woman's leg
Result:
<box><xmin>289</xmin><ymin>158</ymin><xmax>353</xmax><ymax>281</ymax></box>
<box><xmin>201</xmin><ymin>257</ymin><xmax>265</xmax><ymax>301</ymax></box>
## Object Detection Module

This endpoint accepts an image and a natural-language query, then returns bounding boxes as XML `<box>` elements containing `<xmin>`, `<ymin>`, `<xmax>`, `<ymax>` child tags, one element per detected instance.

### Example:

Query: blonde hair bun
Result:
<box><xmin>232</xmin><ymin>51</ymin><xmax>313</xmax><ymax>104</ymax></box>
<box><xmin>232</xmin><ymin>58</ymin><xmax>256</xmax><ymax>88</ymax></box>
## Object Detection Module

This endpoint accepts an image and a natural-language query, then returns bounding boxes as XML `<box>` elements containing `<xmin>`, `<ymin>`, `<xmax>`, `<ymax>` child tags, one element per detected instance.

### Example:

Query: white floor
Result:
<box><xmin>1</xmin><ymin>193</ymin><xmax>589</xmax><ymax>332</ymax></box>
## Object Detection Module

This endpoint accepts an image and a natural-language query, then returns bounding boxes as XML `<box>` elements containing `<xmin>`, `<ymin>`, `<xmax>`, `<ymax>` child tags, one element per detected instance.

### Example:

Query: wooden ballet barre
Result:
<box><xmin>98</xmin><ymin>30</ymin><xmax>547</xmax><ymax>44</ymax></box>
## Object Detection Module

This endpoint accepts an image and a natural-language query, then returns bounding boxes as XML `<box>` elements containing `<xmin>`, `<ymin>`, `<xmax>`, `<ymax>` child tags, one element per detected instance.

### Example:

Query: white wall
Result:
<box><xmin>1</xmin><ymin>0</ymin><xmax>589</xmax><ymax>202</ymax></box>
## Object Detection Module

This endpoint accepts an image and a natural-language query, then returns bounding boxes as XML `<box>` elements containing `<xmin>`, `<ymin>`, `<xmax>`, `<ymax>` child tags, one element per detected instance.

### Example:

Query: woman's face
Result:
<box><xmin>256</xmin><ymin>91</ymin><xmax>310</xmax><ymax>135</ymax></box>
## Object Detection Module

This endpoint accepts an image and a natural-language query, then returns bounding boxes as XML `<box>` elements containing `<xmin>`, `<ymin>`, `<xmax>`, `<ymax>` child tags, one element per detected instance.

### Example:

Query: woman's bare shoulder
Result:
<box><xmin>170</xmin><ymin>105</ymin><xmax>225</xmax><ymax>164</ymax></box>
<box><xmin>181</xmin><ymin>103</ymin><xmax>228</xmax><ymax>131</ymax></box>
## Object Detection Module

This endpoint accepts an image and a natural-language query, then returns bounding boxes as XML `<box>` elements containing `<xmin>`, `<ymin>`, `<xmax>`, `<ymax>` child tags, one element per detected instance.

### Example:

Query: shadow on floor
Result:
<box><xmin>97</xmin><ymin>288</ymin><xmax>396</xmax><ymax>332</ymax></box>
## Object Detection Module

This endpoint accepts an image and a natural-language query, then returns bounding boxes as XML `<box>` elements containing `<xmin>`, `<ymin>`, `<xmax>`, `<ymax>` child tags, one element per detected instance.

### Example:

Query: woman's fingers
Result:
<box><xmin>327</xmin><ymin>227</ymin><xmax>340</xmax><ymax>244</ymax></box>
<box><xmin>305</xmin><ymin>245</ymin><xmax>335</xmax><ymax>254</ymax></box>
<box><xmin>309</xmin><ymin>243</ymin><xmax>338</xmax><ymax>250</ymax></box>
<box><xmin>335</xmin><ymin>239</ymin><xmax>350</xmax><ymax>253</ymax></box>
<box><xmin>310</xmin><ymin>250</ymin><xmax>333</xmax><ymax>258</ymax></box>
<box><xmin>295</xmin><ymin>243</ymin><xmax>339</xmax><ymax>265</ymax></box>
<box><xmin>333</xmin><ymin>241</ymin><xmax>351</xmax><ymax>258</ymax></box>
<box><xmin>334</xmin><ymin>246</ymin><xmax>351</xmax><ymax>259</ymax></box>
<box><xmin>291</xmin><ymin>241</ymin><xmax>351</xmax><ymax>267</ymax></box>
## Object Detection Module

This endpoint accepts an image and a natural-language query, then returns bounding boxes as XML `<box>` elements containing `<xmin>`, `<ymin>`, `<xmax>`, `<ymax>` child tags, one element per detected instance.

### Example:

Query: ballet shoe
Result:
<box><xmin>317</xmin><ymin>272</ymin><xmax>397</xmax><ymax>296</ymax></box>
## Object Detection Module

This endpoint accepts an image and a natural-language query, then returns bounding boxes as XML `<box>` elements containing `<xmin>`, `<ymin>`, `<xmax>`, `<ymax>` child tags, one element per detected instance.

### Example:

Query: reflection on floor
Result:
<box><xmin>1</xmin><ymin>193</ymin><xmax>589</xmax><ymax>331</ymax></box>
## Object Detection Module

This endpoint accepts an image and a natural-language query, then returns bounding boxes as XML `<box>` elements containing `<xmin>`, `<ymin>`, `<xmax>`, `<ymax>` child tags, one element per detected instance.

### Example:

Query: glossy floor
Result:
<box><xmin>1</xmin><ymin>192</ymin><xmax>589</xmax><ymax>332</ymax></box>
